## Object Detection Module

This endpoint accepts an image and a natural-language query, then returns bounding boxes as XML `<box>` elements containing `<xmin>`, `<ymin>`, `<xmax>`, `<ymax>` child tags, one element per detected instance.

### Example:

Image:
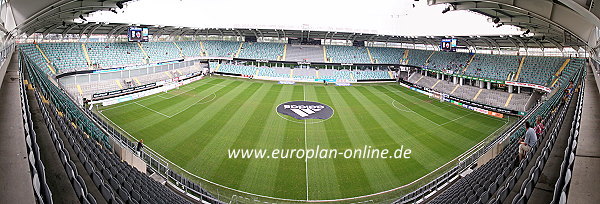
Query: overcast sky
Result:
<box><xmin>84</xmin><ymin>0</ymin><xmax>522</xmax><ymax>36</ymax></box>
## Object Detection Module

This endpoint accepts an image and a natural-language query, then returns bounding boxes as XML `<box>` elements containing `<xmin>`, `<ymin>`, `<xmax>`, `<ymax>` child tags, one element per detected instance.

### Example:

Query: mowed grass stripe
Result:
<box><xmin>149</xmin><ymin>80</ymin><xmax>247</xmax><ymax>166</ymax></box>
<box><xmin>312</xmin><ymin>86</ymin><xmax>372</xmax><ymax>199</ymax></box>
<box><xmin>213</xmin><ymin>84</ymin><xmax>282</xmax><ymax>190</ymax></box>
<box><xmin>238</xmin><ymin>85</ymin><xmax>294</xmax><ymax>197</ymax></box>
<box><xmin>304</xmin><ymin>86</ymin><xmax>343</xmax><ymax>200</ymax></box>
<box><xmin>349</xmin><ymin>87</ymin><xmax>455</xmax><ymax>166</ymax></box>
<box><xmin>375</xmin><ymin>86</ymin><xmax>495</xmax><ymax>141</ymax></box>
<box><xmin>99</xmin><ymin>78</ymin><xmax>225</xmax><ymax>134</ymax></box>
<box><xmin>362</xmin><ymin>86</ymin><xmax>485</xmax><ymax>147</ymax></box>
<box><xmin>339</xmin><ymin>87</ymin><xmax>446</xmax><ymax>186</ymax></box>
<box><xmin>184</xmin><ymin>83</ymin><xmax>264</xmax><ymax>175</ymax></box>
<box><xmin>326</xmin><ymin>87</ymin><xmax>401</xmax><ymax>193</ymax></box>
<box><xmin>273</xmin><ymin>85</ymin><xmax>306</xmax><ymax>200</ymax></box>
<box><xmin>139</xmin><ymin>81</ymin><xmax>243</xmax><ymax>156</ymax></box>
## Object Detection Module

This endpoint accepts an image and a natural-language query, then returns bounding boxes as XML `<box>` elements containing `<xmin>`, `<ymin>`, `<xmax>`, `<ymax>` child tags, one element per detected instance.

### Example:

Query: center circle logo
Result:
<box><xmin>277</xmin><ymin>101</ymin><xmax>334</xmax><ymax>121</ymax></box>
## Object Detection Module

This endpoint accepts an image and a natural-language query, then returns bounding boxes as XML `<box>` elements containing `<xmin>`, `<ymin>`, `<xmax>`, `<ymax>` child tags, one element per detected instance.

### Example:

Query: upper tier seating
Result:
<box><xmin>285</xmin><ymin>45</ymin><xmax>325</xmax><ymax>62</ymax></box>
<box><xmin>87</xmin><ymin>42</ymin><xmax>145</xmax><ymax>68</ymax></box>
<box><xmin>368</xmin><ymin>47</ymin><xmax>404</xmax><ymax>64</ymax></box>
<box><xmin>19</xmin><ymin>44</ymin><xmax>54</xmax><ymax>75</ymax></box>
<box><xmin>406</xmin><ymin>49</ymin><xmax>433</xmax><ymax>67</ymax></box>
<box><xmin>38</xmin><ymin>43</ymin><xmax>89</xmax><ymax>73</ymax></box>
<box><xmin>518</xmin><ymin>56</ymin><xmax>566</xmax><ymax>86</ymax></box>
<box><xmin>426</xmin><ymin>51</ymin><xmax>471</xmax><ymax>73</ymax></box>
<box><xmin>326</xmin><ymin>45</ymin><xmax>371</xmax><ymax>63</ymax></box>
<box><xmin>202</xmin><ymin>40</ymin><xmax>239</xmax><ymax>58</ymax></box>
<box><xmin>142</xmin><ymin>42</ymin><xmax>181</xmax><ymax>63</ymax></box>
<box><xmin>465</xmin><ymin>54</ymin><xmax>521</xmax><ymax>81</ymax></box>
<box><xmin>176</xmin><ymin>41</ymin><xmax>202</xmax><ymax>58</ymax></box>
<box><xmin>238</xmin><ymin>42</ymin><xmax>284</xmax><ymax>60</ymax></box>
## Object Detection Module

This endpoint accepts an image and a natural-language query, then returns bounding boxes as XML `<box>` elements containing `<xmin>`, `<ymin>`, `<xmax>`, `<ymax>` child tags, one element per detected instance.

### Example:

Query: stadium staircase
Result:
<box><xmin>282</xmin><ymin>44</ymin><xmax>288</xmax><ymax>61</ymax></box>
<box><xmin>462</xmin><ymin>54</ymin><xmax>476</xmax><ymax>74</ymax></box>
<box><xmin>235</xmin><ymin>42</ymin><xmax>243</xmax><ymax>58</ymax></box>
<box><xmin>402</xmin><ymin>50</ymin><xmax>409</xmax><ymax>64</ymax></box>
<box><xmin>322</xmin><ymin>46</ymin><xmax>328</xmax><ymax>62</ymax></box>
<box><xmin>35</xmin><ymin>44</ymin><xmax>57</xmax><ymax>75</ymax></box>
<box><xmin>504</xmin><ymin>94</ymin><xmax>513</xmax><ymax>108</ymax></box>
<box><xmin>366</xmin><ymin>47</ymin><xmax>375</xmax><ymax>63</ymax></box>
<box><xmin>81</xmin><ymin>43</ymin><xmax>92</xmax><ymax>66</ymax></box>
<box><xmin>549</xmin><ymin>59</ymin><xmax>571</xmax><ymax>87</ymax></box>
<box><xmin>424</xmin><ymin>51</ymin><xmax>435</xmax><ymax>66</ymax></box>
<box><xmin>172</xmin><ymin>42</ymin><xmax>185</xmax><ymax>58</ymax></box>
<box><xmin>136</xmin><ymin>42</ymin><xmax>149</xmax><ymax>63</ymax></box>
<box><xmin>199</xmin><ymin>41</ymin><xmax>207</xmax><ymax>57</ymax></box>
<box><xmin>513</xmin><ymin>56</ymin><xmax>526</xmax><ymax>81</ymax></box>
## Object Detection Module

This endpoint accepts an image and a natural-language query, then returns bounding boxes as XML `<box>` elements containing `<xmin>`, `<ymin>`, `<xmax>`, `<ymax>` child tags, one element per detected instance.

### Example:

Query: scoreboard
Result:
<box><xmin>128</xmin><ymin>27</ymin><xmax>149</xmax><ymax>42</ymax></box>
<box><xmin>440</xmin><ymin>38</ymin><xmax>457</xmax><ymax>52</ymax></box>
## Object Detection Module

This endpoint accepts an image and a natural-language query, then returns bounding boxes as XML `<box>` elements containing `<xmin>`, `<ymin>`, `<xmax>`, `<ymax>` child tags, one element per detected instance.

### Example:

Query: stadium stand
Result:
<box><xmin>22</xmin><ymin>47</ymin><xmax>220</xmax><ymax>204</ymax></box>
<box><xmin>86</xmin><ymin>42</ymin><xmax>146</xmax><ymax>69</ymax></box>
<box><xmin>424</xmin><ymin>58</ymin><xmax>584</xmax><ymax>204</ymax></box>
<box><xmin>218</xmin><ymin>64</ymin><xmax>257</xmax><ymax>76</ymax></box>
<box><xmin>406</xmin><ymin>49</ymin><xmax>433</xmax><ymax>67</ymax></box>
<box><xmin>465</xmin><ymin>54</ymin><xmax>521</xmax><ymax>81</ymax></box>
<box><xmin>518</xmin><ymin>56</ymin><xmax>567</xmax><ymax>86</ymax></box>
<box><xmin>425</xmin><ymin>51</ymin><xmax>471</xmax><ymax>73</ymax></box>
<box><xmin>368</xmin><ymin>47</ymin><xmax>404</xmax><ymax>64</ymax></box>
<box><xmin>293</xmin><ymin>68</ymin><xmax>317</xmax><ymax>79</ymax></box>
<box><xmin>142</xmin><ymin>42</ymin><xmax>182</xmax><ymax>63</ymax></box>
<box><xmin>202</xmin><ymin>41</ymin><xmax>239</xmax><ymax>58</ymax></box>
<box><xmin>326</xmin><ymin>45</ymin><xmax>371</xmax><ymax>63</ymax></box>
<box><xmin>408</xmin><ymin>72</ymin><xmax>531</xmax><ymax>112</ymax></box>
<box><xmin>175</xmin><ymin>41</ymin><xmax>203</xmax><ymax>58</ymax></box>
<box><xmin>19</xmin><ymin>44</ymin><xmax>55</xmax><ymax>75</ymax></box>
<box><xmin>285</xmin><ymin>44</ymin><xmax>325</xmax><ymax>62</ymax></box>
<box><xmin>38</xmin><ymin>43</ymin><xmax>89</xmax><ymax>73</ymax></box>
<box><xmin>238</xmin><ymin>42</ymin><xmax>284</xmax><ymax>60</ymax></box>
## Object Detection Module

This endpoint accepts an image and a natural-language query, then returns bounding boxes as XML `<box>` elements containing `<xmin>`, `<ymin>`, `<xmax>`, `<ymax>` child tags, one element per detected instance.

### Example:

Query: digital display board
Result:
<box><xmin>441</xmin><ymin>38</ymin><xmax>457</xmax><ymax>51</ymax></box>
<box><xmin>128</xmin><ymin>27</ymin><xmax>149</xmax><ymax>42</ymax></box>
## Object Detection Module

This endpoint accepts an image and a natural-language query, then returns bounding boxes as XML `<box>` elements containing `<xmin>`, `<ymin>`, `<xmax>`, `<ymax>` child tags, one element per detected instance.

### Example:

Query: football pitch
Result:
<box><xmin>97</xmin><ymin>76</ymin><xmax>513</xmax><ymax>201</ymax></box>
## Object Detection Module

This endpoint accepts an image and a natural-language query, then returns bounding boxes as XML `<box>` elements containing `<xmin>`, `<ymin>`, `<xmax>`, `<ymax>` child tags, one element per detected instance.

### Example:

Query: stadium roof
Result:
<box><xmin>2</xmin><ymin>0</ymin><xmax>598</xmax><ymax>51</ymax></box>
<box><xmin>27</xmin><ymin>23</ymin><xmax>585</xmax><ymax>51</ymax></box>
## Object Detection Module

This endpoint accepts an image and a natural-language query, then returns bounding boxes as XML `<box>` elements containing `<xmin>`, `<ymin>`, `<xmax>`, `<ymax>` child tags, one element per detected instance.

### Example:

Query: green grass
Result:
<box><xmin>97</xmin><ymin>76</ymin><xmax>513</xmax><ymax>202</ymax></box>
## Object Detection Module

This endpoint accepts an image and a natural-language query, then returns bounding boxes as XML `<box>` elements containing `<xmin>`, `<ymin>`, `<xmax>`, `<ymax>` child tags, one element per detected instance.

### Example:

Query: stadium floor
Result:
<box><xmin>96</xmin><ymin>76</ymin><xmax>515</xmax><ymax>202</ymax></box>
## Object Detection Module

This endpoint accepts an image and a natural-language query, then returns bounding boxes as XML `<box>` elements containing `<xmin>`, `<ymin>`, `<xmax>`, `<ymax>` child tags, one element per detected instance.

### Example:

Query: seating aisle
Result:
<box><xmin>0</xmin><ymin>50</ymin><xmax>36</xmax><ymax>203</ymax></box>
<box><xmin>567</xmin><ymin>63</ymin><xmax>600</xmax><ymax>203</ymax></box>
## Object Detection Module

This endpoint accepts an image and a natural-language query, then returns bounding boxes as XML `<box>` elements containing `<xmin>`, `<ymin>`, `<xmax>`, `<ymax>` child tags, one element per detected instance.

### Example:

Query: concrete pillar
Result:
<box><xmin>453</xmin><ymin>76</ymin><xmax>457</xmax><ymax>84</ymax></box>
<box><xmin>487</xmin><ymin>82</ymin><xmax>491</xmax><ymax>89</ymax></box>
<box><xmin>460</xmin><ymin>77</ymin><xmax>464</xmax><ymax>86</ymax></box>
<box><xmin>479</xmin><ymin>81</ymin><xmax>485</xmax><ymax>88</ymax></box>
<box><xmin>508</xmin><ymin>85</ymin><xmax>513</xmax><ymax>93</ymax></box>
<box><xmin>518</xmin><ymin>86</ymin><xmax>521</xmax><ymax>94</ymax></box>
<box><xmin>425</xmin><ymin>71</ymin><xmax>427</xmax><ymax>77</ymax></box>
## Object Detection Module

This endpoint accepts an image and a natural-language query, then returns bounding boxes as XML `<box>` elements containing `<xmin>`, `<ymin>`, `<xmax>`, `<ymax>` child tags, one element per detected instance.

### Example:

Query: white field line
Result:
<box><xmin>134</xmin><ymin>102</ymin><xmax>172</xmax><ymax>118</ymax></box>
<box><xmin>438</xmin><ymin>113</ymin><xmax>473</xmax><ymax>126</ymax></box>
<box><xmin>303</xmin><ymin>85</ymin><xmax>309</xmax><ymax>201</ymax></box>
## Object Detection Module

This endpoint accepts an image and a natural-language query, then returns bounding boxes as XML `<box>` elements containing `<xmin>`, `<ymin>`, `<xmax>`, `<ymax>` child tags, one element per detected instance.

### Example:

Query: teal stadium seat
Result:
<box><xmin>238</xmin><ymin>42</ymin><xmax>284</xmax><ymax>60</ymax></box>
<box><xmin>326</xmin><ymin>45</ymin><xmax>371</xmax><ymax>63</ymax></box>
<box><xmin>369</xmin><ymin>47</ymin><xmax>404</xmax><ymax>64</ymax></box>
<box><xmin>202</xmin><ymin>41</ymin><xmax>240</xmax><ymax>58</ymax></box>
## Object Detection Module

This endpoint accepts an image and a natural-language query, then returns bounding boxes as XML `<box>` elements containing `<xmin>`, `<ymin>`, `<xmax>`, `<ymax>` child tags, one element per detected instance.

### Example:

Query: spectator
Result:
<box><xmin>519</xmin><ymin>122</ymin><xmax>537</xmax><ymax>161</ymax></box>
<box><xmin>136</xmin><ymin>139</ymin><xmax>144</xmax><ymax>155</ymax></box>
<box><xmin>534</xmin><ymin>116</ymin><xmax>544</xmax><ymax>139</ymax></box>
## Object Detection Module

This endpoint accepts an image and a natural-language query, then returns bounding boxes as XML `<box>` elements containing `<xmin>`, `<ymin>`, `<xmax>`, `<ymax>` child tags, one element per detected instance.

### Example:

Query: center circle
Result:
<box><xmin>276</xmin><ymin>101</ymin><xmax>334</xmax><ymax>124</ymax></box>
